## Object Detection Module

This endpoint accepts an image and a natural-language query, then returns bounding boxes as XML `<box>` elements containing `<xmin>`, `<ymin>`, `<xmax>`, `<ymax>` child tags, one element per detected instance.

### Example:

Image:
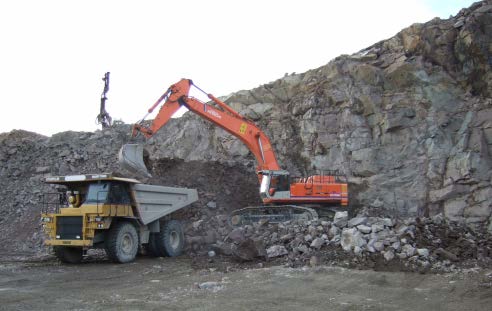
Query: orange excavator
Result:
<box><xmin>119</xmin><ymin>79</ymin><xmax>348</xmax><ymax>224</ymax></box>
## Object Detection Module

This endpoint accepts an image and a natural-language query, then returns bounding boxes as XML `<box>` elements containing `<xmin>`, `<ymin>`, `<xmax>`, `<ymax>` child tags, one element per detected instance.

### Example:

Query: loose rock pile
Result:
<box><xmin>188</xmin><ymin>211</ymin><xmax>491</xmax><ymax>272</ymax></box>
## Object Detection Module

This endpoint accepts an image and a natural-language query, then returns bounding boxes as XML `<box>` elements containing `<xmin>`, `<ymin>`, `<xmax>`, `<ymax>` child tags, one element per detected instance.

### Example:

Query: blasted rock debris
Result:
<box><xmin>195</xmin><ymin>212</ymin><xmax>491</xmax><ymax>272</ymax></box>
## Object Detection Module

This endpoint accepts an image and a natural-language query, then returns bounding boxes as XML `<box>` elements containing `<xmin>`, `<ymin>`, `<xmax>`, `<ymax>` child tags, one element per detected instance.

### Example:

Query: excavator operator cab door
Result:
<box><xmin>260</xmin><ymin>171</ymin><xmax>291</xmax><ymax>200</ymax></box>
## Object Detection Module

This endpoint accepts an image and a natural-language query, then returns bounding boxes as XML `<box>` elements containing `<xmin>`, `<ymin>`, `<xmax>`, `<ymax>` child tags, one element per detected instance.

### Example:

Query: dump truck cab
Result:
<box><xmin>41</xmin><ymin>174</ymin><xmax>198</xmax><ymax>263</ymax></box>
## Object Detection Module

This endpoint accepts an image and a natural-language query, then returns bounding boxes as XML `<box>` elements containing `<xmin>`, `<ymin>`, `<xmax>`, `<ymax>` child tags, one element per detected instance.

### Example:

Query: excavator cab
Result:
<box><xmin>259</xmin><ymin>170</ymin><xmax>291</xmax><ymax>200</ymax></box>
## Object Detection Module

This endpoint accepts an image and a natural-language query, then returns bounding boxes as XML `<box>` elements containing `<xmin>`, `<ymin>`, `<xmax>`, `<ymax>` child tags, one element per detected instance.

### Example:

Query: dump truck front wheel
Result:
<box><xmin>54</xmin><ymin>246</ymin><xmax>83</xmax><ymax>264</ymax></box>
<box><xmin>105</xmin><ymin>222</ymin><xmax>139</xmax><ymax>263</ymax></box>
<box><xmin>151</xmin><ymin>220</ymin><xmax>184</xmax><ymax>257</ymax></box>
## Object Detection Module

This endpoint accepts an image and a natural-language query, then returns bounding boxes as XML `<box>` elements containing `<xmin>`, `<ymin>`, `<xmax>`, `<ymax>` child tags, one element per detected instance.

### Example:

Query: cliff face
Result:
<box><xmin>0</xmin><ymin>1</ymin><xmax>491</xmax><ymax>254</ymax></box>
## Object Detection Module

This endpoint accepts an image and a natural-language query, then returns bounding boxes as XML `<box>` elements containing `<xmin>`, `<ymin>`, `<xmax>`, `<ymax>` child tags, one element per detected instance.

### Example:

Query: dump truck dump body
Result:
<box><xmin>132</xmin><ymin>183</ymin><xmax>198</xmax><ymax>225</ymax></box>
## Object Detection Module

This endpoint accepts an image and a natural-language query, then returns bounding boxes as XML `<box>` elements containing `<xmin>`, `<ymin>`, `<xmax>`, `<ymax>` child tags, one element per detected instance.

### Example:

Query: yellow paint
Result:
<box><xmin>239</xmin><ymin>123</ymin><xmax>247</xmax><ymax>135</ymax></box>
<box><xmin>45</xmin><ymin>240</ymin><xmax>91</xmax><ymax>247</ymax></box>
<box><xmin>42</xmin><ymin>203</ymin><xmax>135</xmax><ymax>248</ymax></box>
<box><xmin>58</xmin><ymin>204</ymin><xmax>134</xmax><ymax>217</ymax></box>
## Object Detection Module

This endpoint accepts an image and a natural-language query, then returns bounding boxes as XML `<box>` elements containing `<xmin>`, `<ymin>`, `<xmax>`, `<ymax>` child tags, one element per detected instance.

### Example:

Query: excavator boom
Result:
<box><xmin>122</xmin><ymin>79</ymin><xmax>280</xmax><ymax>178</ymax></box>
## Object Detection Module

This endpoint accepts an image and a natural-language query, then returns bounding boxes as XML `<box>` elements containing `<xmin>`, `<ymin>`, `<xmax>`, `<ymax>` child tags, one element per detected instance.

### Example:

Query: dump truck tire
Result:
<box><xmin>154</xmin><ymin>220</ymin><xmax>184</xmax><ymax>257</ymax></box>
<box><xmin>105</xmin><ymin>222</ymin><xmax>139</xmax><ymax>263</ymax></box>
<box><xmin>54</xmin><ymin>246</ymin><xmax>83</xmax><ymax>264</ymax></box>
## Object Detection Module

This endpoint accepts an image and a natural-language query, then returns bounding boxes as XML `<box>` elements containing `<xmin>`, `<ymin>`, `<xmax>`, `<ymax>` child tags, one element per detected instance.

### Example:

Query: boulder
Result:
<box><xmin>333</xmin><ymin>211</ymin><xmax>349</xmax><ymax>228</ymax></box>
<box><xmin>417</xmin><ymin>248</ymin><xmax>430</xmax><ymax>258</ymax></box>
<box><xmin>340</xmin><ymin>228</ymin><xmax>367</xmax><ymax>252</ymax></box>
<box><xmin>348</xmin><ymin>217</ymin><xmax>368</xmax><ymax>228</ymax></box>
<box><xmin>401</xmin><ymin>244</ymin><xmax>416</xmax><ymax>257</ymax></box>
<box><xmin>267</xmin><ymin>245</ymin><xmax>288</xmax><ymax>258</ymax></box>
<box><xmin>310</xmin><ymin>238</ymin><xmax>324</xmax><ymax>249</ymax></box>
<box><xmin>227</xmin><ymin>228</ymin><xmax>246</xmax><ymax>243</ymax></box>
<box><xmin>357</xmin><ymin>224</ymin><xmax>372</xmax><ymax>234</ymax></box>
<box><xmin>383</xmin><ymin>250</ymin><xmax>395</xmax><ymax>261</ymax></box>
<box><xmin>232</xmin><ymin>238</ymin><xmax>266</xmax><ymax>261</ymax></box>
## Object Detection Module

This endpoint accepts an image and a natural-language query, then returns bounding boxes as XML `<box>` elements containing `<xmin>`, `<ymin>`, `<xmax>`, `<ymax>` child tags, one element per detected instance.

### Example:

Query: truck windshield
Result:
<box><xmin>84</xmin><ymin>182</ymin><xmax>110</xmax><ymax>204</ymax></box>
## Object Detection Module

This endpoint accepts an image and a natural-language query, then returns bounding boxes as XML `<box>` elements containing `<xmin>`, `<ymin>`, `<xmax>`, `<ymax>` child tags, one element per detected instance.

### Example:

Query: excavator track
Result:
<box><xmin>301</xmin><ymin>205</ymin><xmax>343</xmax><ymax>220</ymax></box>
<box><xmin>229</xmin><ymin>205</ymin><xmax>319</xmax><ymax>226</ymax></box>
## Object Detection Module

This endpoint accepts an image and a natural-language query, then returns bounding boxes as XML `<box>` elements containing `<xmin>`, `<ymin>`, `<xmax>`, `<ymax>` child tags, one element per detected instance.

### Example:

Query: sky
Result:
<box><xmin>0</xmin><ymin>0</ymin><xmax>478</xmax><ymax>136</ymax></box>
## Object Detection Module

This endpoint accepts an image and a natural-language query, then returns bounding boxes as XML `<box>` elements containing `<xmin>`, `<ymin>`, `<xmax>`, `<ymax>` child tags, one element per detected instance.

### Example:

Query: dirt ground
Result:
<box><xmin>1</xmin><ymin>255</ymin><xmax>491</xmax><ymax>311</ymax></box>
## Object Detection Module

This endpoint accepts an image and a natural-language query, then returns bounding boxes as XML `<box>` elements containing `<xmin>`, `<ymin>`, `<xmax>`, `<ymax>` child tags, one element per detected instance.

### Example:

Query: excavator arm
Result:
<box><xmin>130</xmin><ymin>79</ymin><xmax>281</xmax><ymax>173</ymax></box>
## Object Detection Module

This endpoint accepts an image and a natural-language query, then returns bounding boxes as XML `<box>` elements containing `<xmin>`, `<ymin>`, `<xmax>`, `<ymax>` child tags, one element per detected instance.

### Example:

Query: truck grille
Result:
<box><xmin>56</xmin><ymin>216</ymin><xmax>83</xmax><ymax>240</ymax></box>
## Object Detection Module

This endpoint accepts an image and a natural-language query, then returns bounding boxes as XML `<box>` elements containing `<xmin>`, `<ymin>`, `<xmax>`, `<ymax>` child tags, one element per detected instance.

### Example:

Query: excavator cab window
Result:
<box><xmin>270</xmin><ymin>174</ymin><xmax>290</xmax><ymax>192</ymax></box>
<box><xmin>261</xmin><ymin>172</ymin><xmax>291</xmax><ymax>198</ymax></box>
<box><xmin>276</xmin><ymin>175</ymin><xmax>290</xmax><ymax>192</ymax></box>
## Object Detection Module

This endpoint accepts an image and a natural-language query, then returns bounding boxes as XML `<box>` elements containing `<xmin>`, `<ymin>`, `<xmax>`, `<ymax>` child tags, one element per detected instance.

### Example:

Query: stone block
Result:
<box><xmin>310</xmin><ymin>238</ymin><xmax>324</xmax><ymax>249</ymax></box>
<box><xmin>340</xmin><ymin>228</ymin><xmax>367</xmax><ymax>252</ymax></box>
<box><xmin>266</xmin><ymin>245</ymin><xmax>288</xmax><ymax>258</ymax></box>
<box><xmin>357</xmin><ymin>224</ymin><xmax>372</xmax><ymax>234</ymax></box>
<box><xmin>333</xmin><ymin>211</ymin><xmax>348</xmax><ymax>228</ymax></box>
<box><xmin>348</xmin><ymin>217</ymin><xmax>368</xmax><ymax>227</ymax></box>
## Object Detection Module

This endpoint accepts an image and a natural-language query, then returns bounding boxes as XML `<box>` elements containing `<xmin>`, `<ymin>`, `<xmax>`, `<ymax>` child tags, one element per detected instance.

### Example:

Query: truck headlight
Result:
<box><xmin>41</xmin><ymin>217</ymin><xmax>52</xmax><ymax>222</ymax></box>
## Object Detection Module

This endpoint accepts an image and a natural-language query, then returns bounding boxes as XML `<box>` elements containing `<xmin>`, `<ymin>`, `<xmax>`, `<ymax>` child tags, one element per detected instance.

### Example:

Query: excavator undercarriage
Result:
<box><xmin>230</xmin><ymin>205</ymin><xmax>319</xmax><ymax>226</ymax></box>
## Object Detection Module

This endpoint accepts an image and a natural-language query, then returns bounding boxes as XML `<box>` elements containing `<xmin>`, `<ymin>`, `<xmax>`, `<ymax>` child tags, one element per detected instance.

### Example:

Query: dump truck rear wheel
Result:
<box><xmin>153</xmin><ymin>220</ymin><xmax>184</xmax><ymax>257</ymax></box>
<box><xmin>53</xmin><ymin>246</ymin><xmax>83</xmax><ymax>264</ymax></box>
<box><xmin>105</xmin><ymin>222</ymin><xmax>139</xmax><ymax>263</ymax></box>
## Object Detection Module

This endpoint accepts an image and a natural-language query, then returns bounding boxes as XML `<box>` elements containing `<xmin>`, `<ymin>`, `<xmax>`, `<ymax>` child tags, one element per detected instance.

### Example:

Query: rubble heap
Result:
<box><xmin>196</xmin><ymin>212</ymin><xmax>492</xmax><ymax>272</ymax></box>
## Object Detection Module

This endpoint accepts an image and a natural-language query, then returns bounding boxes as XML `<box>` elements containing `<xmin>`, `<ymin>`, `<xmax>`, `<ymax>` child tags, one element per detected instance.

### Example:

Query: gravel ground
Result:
<box><xmin>0</xmin><ymin>256</ymin><xmax>491</xmax><ymax>311</ymax></box>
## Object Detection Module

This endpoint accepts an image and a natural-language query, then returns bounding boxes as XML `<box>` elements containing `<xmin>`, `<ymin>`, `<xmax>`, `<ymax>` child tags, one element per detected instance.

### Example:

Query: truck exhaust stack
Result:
<box><xmin>118</xmin><ymin>144</ymin><xmax>152</xmax><ymax>178</ymax></box>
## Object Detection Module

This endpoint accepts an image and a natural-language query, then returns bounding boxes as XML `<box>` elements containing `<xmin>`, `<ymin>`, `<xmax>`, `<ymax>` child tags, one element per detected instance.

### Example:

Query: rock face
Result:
<box><xmin>0</xmin><ymin>1</ymin><xmax>491</xmax><ymax>255</ymax></box>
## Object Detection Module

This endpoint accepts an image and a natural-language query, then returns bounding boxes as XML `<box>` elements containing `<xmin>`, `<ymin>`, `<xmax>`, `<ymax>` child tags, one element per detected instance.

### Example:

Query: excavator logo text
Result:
<box><xmin>206</xmin><ymin>109</ymin><xmax>222</xmax><ymax>119</ymax></box>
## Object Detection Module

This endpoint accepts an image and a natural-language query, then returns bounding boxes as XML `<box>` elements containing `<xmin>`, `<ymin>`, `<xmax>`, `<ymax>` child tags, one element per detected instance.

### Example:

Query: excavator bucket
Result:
<box><xmin>118</xmin><ymin>144</ymin><xmax>152</xmax><ymax>178</ymax></box>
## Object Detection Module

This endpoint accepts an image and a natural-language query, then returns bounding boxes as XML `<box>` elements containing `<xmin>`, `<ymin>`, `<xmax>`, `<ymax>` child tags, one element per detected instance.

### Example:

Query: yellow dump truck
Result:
<box><xmin>41</xmin><ymin>173</ymin><xmax>198</xmax><ymax>263</ymax></box>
